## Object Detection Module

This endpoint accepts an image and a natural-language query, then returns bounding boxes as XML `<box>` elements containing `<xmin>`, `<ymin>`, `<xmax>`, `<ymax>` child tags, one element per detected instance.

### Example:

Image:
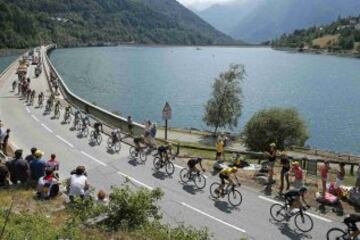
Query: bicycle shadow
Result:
<box><xmin>270</xmin><ymin>219</ymin><xmax>312</xmax><ymax>239</ymax></box>
<box><xmin>106</xmin><ymin>148</ymin><xmax>117</xmax><ymax>155</ymax></box>
<box><xmin>152</xmin><ymin>170</ymin><xmax>172</xmax><ymax>180</ymax></box>
<box><xmin>214</xmin><ymin>200</ymin><xmax>237</xmax><ymax>214</ymax></box>
<box><xmin>181</xmin><ymin>184</ymin><xmax>204</xmax><ymax>195</ymax></box>
<box><xmin>128</xmin><ymin>158</ymin><xmax>142</xmax><ymax>167</ymax></box>
<box><xmin>88</xmin><ymin>141</ymin><xmax>97</xmax><ymax>147</ymax></box>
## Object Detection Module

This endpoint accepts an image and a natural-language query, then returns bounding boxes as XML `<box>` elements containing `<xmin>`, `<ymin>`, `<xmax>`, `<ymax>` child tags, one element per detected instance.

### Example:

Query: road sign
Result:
<box><xmin>162</xmin><ymin>102</ymin><xmax>172</xmax><ymax>120</ymax></box>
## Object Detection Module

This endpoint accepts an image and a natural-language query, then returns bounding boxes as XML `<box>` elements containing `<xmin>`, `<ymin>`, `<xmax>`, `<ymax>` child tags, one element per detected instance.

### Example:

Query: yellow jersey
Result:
<box><xmin>220</xmin><ymin>168</ymin><xmax>233</xmax><ymax>175</ymax></box>
<box><xmin>216</xmin><ymin>141</ymin><xmax>224</xmax><ymax>153</ymax></box>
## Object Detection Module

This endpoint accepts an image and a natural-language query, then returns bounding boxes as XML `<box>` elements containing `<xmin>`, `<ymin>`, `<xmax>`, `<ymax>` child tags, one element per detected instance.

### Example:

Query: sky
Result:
<box><xmin>177</xmin><ymin>0</ymin><xmax>232</xmax><ymax>10</ymax></box>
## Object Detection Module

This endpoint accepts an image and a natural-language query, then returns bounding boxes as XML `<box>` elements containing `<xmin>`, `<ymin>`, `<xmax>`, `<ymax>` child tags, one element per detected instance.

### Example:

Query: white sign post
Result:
<box><xmin>162</xmin><ymin>102</ymin><xmax>172</xmax><ymax>140</ymax></box>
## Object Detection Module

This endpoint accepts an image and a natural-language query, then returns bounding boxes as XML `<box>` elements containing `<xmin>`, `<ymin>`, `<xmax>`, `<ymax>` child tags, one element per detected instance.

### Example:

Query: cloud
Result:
<box><xmin>177</xmin><ymin>0</ymin><xmax>233</xmax><ymax>10</ymax></box>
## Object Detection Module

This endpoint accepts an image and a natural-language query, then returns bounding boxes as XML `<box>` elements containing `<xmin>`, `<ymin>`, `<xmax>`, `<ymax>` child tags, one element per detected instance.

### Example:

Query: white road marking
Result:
<box><xmin>31</xmin><ymin>114</ymin><xmax>39</xmax><ymax>122</ymax></box>
<box><xmin>174</xmin><ymin>163</ymin><xmax>183</xmax><ymax>169</ymax></box>
<box><xmin>41</xmin><ymin>123</ymin><xmax>53</xmax><ymax>133</ymax></box>
<box><xmin>181</xmin><ymin>202</ymin><xmax>246</xmax><ymax>233</ymax></box>
<box><xmin>258</xmin><ymin>196</ymin><xmax>332</xmax><ymax>223</ymax></box>
<box><xmin>80</xmin><ymin>151</ymin><xmax>107</xmax><ymax>167</ymax></box>
<box><xmin>25</xmin><ymin>107</ymin><xmax>30</xmax><ymax>113</ymax></box>
<box><xmin>56</xmin><ymin>135</ymin><xmax>74</xmax><ymax>148</ymax></box>
<box><xmin>117</xmin><ymin>171</ymin><xmax>153</xmax><ymax>190</ymax></box>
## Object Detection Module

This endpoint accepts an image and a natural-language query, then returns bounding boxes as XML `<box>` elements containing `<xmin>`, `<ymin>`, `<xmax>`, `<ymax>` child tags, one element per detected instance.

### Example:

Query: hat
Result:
<box><xmin>269</xmin><ymin>143</ymin><xmax>276</xmax><ymax>147</ymax></box>
<box><xmin>34</xmin><ymin>150</ymin><xmax>44</xmax><ymax>158</ymax></box>
<box><xmin>292</xmin><ymin>161</ymin><xmax>299</xmax><ymax>166</ymax></box>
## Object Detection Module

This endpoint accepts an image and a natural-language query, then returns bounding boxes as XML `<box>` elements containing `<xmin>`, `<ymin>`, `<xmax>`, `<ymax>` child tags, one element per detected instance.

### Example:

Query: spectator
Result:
<box><xmin>265</xmin><ymin>143</ymin><xmax>277</xmax><ymax>184</ymax></box>
<box><xmin>46</xmin><ymin>153</ymin><xmax>60</xmax><ymax>179</ymax></box>
<box><xmin>320</xmin><ymin>161</ymin><xmax>330</xmax><ymax>196</ymax></box>
<box><xmin>96</xmin><ymin>190</ymin><xmax>109</xmax><ymax>205</ymax></box>
<box><xmin>335</xmin><ymin>163</ymin><xmax>345</xmax><ymax>189</ymax></box>
<box><xmin>127</xmin><ymin>115</ymin><xmax>133</xmax><ymax>137</ymax></box>
<box><xmin>279</xmin><ymin>152</ymin><xmax>290</xmax><ymax>194</ymax></box>
<box><xmin>69</xmin><ymin>166</ymin><xmax>89</xmax><ymax>201</ymax></box>
<box><xmin>1</xmin><ymin>129</ymin><xmax>10</xmax><ymax>155</ymax></box>
<box><xmin>30</xmin><ymin>150</ymin><xmax>46</xmax><ymax>181</ymax></box>
<box><xmin>25</xmin><ymin>147</ymin><xmax>37</xmax><ymax>163</ymax></box>
<box><xmin>150</xmin><ymin>122</ymin><xmax>157</xmax><ymax>147</ymax></box>
<box><xmin>0</xmin><ymin>159</ymin><xmax>10</xmax><ymax>187</ymax></box>
<box><xmin>355</xmin><ymin>164</ymin><xmax>360</xmax><ymax>191</ymax></box>
<box><xmin>215</xmin><ymin>138</ymin><xmax>224</xmax><ymax>162</ymax></box>
<box><xmin>37</xmin><ymin>169</ymin><xmax>59</xmax><ymax>199</ymax></box>
<box><xmin>291</xmin><ymin>161</ymin><xmax>303</xmax><ymax>189</ymax></box>
<box><xmin>6</xmin><ymin>149</ymin><xmax>30</xmax><ymax>184</ymax></box>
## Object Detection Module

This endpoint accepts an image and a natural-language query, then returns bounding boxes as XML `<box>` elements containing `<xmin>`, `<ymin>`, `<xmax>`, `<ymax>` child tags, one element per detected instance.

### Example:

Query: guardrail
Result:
<box><xmin>43</xmin><ymin>45</ymin><xmax>145</xmax><ymax>136</ymax></box>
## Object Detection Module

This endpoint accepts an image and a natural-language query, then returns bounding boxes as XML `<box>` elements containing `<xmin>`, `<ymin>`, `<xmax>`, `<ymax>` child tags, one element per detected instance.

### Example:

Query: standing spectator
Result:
<box><xmin>215</xmin><ymin>138</ymin><xmax>224</xmax><ymax>162</ymax></box>
<box><xmin>6</xmin><ymin>149</ymin><xmax>30</xmax><ymax>184</ymax></box>
<box><xmin>355</xmin><ymin>163</ymin><xmax>360</xmax><ymax>191</ymax></box>
<box><xmin>144</xmin><ymin>120</ymin><xmax>153</xmax><ymax>147</ymax></box>
<box><xmin>0</xmin><ymin>159</ymin><xmax>10</xmax><ymax>187</ymax></box>
<box><xmin>265</xmin><ymin>143</ymin><xmax>277</xmax><ymax>184</ymax></box>
<box><xmin>1</xmin><ymin>129</ymin><xmax>10</xmax><ymax>155</ymax></box>
<box><xmin>37</xmin><ymin>169</ymin><xmax>59</xmax><ymax>199</ymax></box>
<box><xmin>320</xmin><ymin>161</ymin><xmax>330</xmax><ymax>196</ymax></box>
<box><xmin>30</xmin><ymin>150</ymin><xmax>46</xmax><ymax>181</ymax></box>
<box><xmin>25</xmin><ymin>147</ymin><xmax>37</xmax><ymax>163</ymax></box>
<box><xmin>150</xmin><ymin>122</ymin><xmax>157</xmax><ymax>147</ymax></box>
<box><xmin>291</xmin><ymin>161</ymin><xmax>304</xmax><ymax>189</ymax></box>
<box><xmin>335</xmin><ymin>163</ymin><xmax>345</xmax><ymax>190</ymax></box>
<box><xmin>46</xmin><ymin>153</ymin><xmax>60</xmax><ymax>179</ymax></box>
<box><xmin>127</xmin><ymin>115</ymin><xmax>133</xmax><ymax>137</ymax></box>
<box><xmin>68</xmin><ymin>166</ymin><xmax>89</xmax><ymax>201</ymax></box>
<box><xmin>279</xmin><ymin>152</ymin><xmax>290</xmax><ymax>194</ymax></box>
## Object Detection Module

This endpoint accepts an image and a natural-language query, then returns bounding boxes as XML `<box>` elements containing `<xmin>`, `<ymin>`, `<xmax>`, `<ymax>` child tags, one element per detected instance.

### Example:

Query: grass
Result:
<box><xmin>312</xmin><ymin>34</ymin><xmax>340</xmax><ymax>48</ymax></box>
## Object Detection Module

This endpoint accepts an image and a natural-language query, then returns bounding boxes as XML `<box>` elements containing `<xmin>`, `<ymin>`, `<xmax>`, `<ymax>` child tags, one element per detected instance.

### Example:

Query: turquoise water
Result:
<box><xmin>0</xmin><ymin>54</ymin><xmax>18</xmax><ymax>73</ymax></box>
<box><xmin>50</xmin><ymin>46</ymin><xmax>360</xmax><ymax>154</ymax></box>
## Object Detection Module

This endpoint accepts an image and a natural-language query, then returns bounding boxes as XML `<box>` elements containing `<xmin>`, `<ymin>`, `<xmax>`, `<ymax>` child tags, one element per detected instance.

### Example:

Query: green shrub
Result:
<box><xmin>243</xmin><ymin>107</ymin><xmax>309</xmax><ymax>151</ymax></box>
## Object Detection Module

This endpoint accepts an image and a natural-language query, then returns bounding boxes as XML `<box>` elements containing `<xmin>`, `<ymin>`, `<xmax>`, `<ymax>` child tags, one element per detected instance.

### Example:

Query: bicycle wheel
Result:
<box><xmin>114</xmin><ymin>142</ymin><xmax>121</xmax><ymax>152</ymax></box>
<box><xmin>326</xmin><ymin>228</ymin><xmax>348</xmax><ymax>240</ymax></box>
<box><xmin>270</xmin><ymin>204</ymin><xmax>286</xmax><ymax>222</ymax></box>
<box><xmin>83</xmin><ymin>127</ymin><xmax>89</xmax><ymax>137</ymax></box>
<box><xmin>107</xmin><ymin>137</ymin><xmax>113</xmax><ymax>149</ymax></box>
<box><xmin>165</xmin><ymin>162</ymin><xmax>175</xmax><ymax>175</ymax></box>
<box><xmin>179</xmin><ymin>168</ymin><xmax>190</xmax><ymax>183</ymax></box>
<box><xmin>89</xmin><ymin>131</ymin><xmax>95</xmax><ymax>143</ymax></box>
<box><xmin>294</xmin><ymin>212</ymin><xmax>313</xmax><ymax>233</ymax></box>
<box><xmin>96</xmin><ymin>134</ymin><xmax>102</xmax><ymax>145</ymax></box>
<box><xmin>228</xmin><ymin>189</ymin><xmax>242</xmax><ymax>207</ymax></box>
<box><xmin>129</xmin><ymin>146</ymin><xmax>136</xmax><ymax>158</ymax></box>
<box><xmin>210</xmin><ymin>182</ymin><xmax>221</xmax><ymax>199</ymax></box>
<box><xmin>153</xmin><ymin>157</ymin><xmax>162</xmax><ymax>170</ymax></box>
<box><xmin>139</xmin><ymin>150</ymin><xmax>147</xmax><ymax>163</ymax></box>
<box><xmin>194</xmin><ymin>174</ymin><xmax>206</xmax><ymax>189</ymax></box>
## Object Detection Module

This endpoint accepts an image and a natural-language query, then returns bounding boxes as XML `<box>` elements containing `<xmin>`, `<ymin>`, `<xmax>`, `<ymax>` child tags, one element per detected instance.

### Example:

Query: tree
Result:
<box><xmin>203</xmin><ymin>64</ymin><xmax>246</xmax><ymax>133</ymax></box>
<box><xmin>243</xmin><ymin>108</ymin><xmax>309</xmax><ymax>151</ymax></box>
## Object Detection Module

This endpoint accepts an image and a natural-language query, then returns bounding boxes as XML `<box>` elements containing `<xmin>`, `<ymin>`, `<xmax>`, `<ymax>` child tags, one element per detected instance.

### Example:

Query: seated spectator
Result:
<box><xmin>37</xmin><ymin>169</ymin><xmax>59</xmax><ymax>199</ymax></box>
<box><xmin>30</xmin><ymin>150</ymin><xmax>46</xmax><ymax>181</ymax></box>
<box><xmin>96</xmin><ymin>190</ymin><xmax>109</xmax><ymax>205</ymax></box>
<box><xmin>46</xmin><ymin>154</ymin><xmax>59</xmax><ymax>179</ymax></box>
<box><xmin>68</xmin><ymin>166</ymin><xmax>89</xmax><ymax>201</ymax></box>
<box><xmin>291</xmin><ymin>161</ymin><xmax>303</xmax><ymax>189</ymax></box>
<box><xmin>25</xmin><ymin>147</ymin><xmax>37</xmax><ymax>163</ymax></box>
<box><xmin>0</xmin><ymin>159</ymin><xmax>10</xmax><ymax>187</ymax></box>
<box><xmin>6</xmin><ymin>149</ymin><xmax>30</xmax><ymax>184</ymax></box>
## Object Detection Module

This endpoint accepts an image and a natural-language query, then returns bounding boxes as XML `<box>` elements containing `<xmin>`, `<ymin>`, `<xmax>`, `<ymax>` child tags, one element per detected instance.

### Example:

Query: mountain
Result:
<box><xmin>198</xmin><ymin>0</ymin><xmax>360</xmax><ymax>43</ymax></box>
<box><xmin>0</xmin><ymin>0</ymin><xmax>236</xmax><ymax>48</ymax></box>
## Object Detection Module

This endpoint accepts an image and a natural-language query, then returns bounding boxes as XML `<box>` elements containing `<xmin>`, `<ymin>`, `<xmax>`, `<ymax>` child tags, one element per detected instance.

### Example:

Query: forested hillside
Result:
<box><xmin>0</xmin><ymin>0</ymin><xmax>235</xmax><ymax>48</ymax></box>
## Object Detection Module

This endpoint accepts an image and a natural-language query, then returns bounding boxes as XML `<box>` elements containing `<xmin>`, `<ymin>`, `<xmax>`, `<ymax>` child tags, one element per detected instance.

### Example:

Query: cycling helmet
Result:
<box><xmin>299</xmin><ymin>186</ymin><xmax>308</xmax><ymax>193</ymax></box>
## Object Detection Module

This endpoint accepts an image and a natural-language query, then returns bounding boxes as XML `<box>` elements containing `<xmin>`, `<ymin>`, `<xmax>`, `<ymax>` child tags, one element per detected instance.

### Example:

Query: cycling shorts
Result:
<box><xmin>219</xmin><ymin>173</ymin><xmax>229</xmax><ymax>185</ymax></box>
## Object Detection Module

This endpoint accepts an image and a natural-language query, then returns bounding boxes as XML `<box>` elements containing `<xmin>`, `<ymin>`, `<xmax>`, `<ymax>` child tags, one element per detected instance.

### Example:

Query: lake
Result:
<box><xmin>0</xmin><ymin>54</ymin><xmax>18</xmax><ymax>73</ymax></box>
<box><xmin>49</xmin><ymin>46</ymin><xmax>360</xmax><ymax>155</ymax></box>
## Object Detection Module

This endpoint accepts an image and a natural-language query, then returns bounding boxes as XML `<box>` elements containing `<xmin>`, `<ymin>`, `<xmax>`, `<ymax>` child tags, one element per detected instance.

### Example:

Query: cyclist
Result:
<box><xmin>343</xmin><ymin>214</ymin><xmax>360</xmax><ymax>238</ymax></box>
<box><xmin>93</xmin><ymin>121</ymin><xmax>103</xmax><ymax>138</ymax></box>
<box><xmin>110</xmin><ymin>128</ymin><xmax>121</xmax><ymax>144</ymax></box>
<box><xmin>187</xmin><ymin>157</ymin><xmax>205</xmax><ymax>174</ymax></box>
<box><xmin>54</xmin><ymin>100</ymin><xmax>61</xmax><ymax>115</ymax></box>
<box><xmin>30</xmin><ymin>90</ymin><xmax>36</xmax><ymax>104</ymax></box>
<box><xmin>73</xmin><ymin>109</ymin><xmax>82</xmax><ymax>127</ymax></box>
<box><xmin>64</xmin><ymin>105</ymin><xmax>72</xmax><ymax>120</ymax></box>
<box><xmin>81</xmin><ymin>114</ymin><xmax>90</xmax><ymax>132</ymax></box>
<box><xmin>133</xmin><ymin>135</ymin><xmax>145</xmax><ymax>154</ymax></box>
<box><xmin>283</xmin><ymin>186</ymin><xmax>310</xmax><ymax>219</ymax></box>
<box><xmin>12</xmin><ymin>80</ymin><xmax>17</xmax><ymax>91</ymax></box>
<box><xmin>217</xmin><ymin>167</ymin><xmax>240</xmax><ymax>196</ymax></box>
<box><xmin>26</xmin><ymin>88</ymin><xmax>32</xmax><ymax>102</ymax></box>
<box><xmin>157</xmin><ymin>143</ymin><xmax>172</xmax><ymax>162</ymax></box>
<box><xmin>38</xmin><ymin>92</ymin><xmax>44</xmax><ymax>106</ymax></box>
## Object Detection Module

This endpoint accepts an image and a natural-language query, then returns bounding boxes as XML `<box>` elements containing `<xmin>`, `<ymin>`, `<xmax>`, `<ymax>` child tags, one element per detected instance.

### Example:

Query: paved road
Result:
<box><xmin>0</xmin><ymin>47</ymin><xmax>342</xmax><ymax>240</ymax></box>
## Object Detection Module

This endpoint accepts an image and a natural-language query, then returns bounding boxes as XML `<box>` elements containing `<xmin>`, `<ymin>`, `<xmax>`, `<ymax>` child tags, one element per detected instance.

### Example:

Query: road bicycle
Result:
<box><xmin>327</xmin><ymin>219</ymin><xmax>360</xmax><ymax>240</ymax></box>
<box><xmin>89</xmin><ymin>130</ymin><xmax>102</xmax><ymax>145</ymax></box>
<box><xmin>73</xmin><ymin>117</ymin><xmax>82</xmax><ymax>131</ymax></box>
<box><xmin>210</xmin><ymin>182</ymin><xmax>243</xmax><ymax>207</ymax></box>
<box><xmin>107</xmin><ymin>136</ymin><xmax>121</xmax><ymax>153</ymax></box>
<box><xmin>54</xmin><ymin>106</ymin><xmax>60</xmax><ymax>119</ymax></box>
<box><xmin>270</xmin><ymin>202</ymin><xmax>313</xmax><ymax>232</ymax></box>
<box><xmin>129</xmin><ymin>146</ymin><xmax>147</xmax><ymax>163</ymax></box>
<box><xmin>79</xmin><ymin>125</ymin><xmax>89</xmax><ymax>137</ymax></box>
<box><xmin>153</xmin><ymin>154</ymin><xmax>175</xmax><ymax>175</ymax></box>
<box><xmin>38</xmin><ymin>97</ymin><xmax>43</xmax><ymax>108</ymax></box>
<box><xmin>179</xmin><ymin>168</ymin><xmax>206</xmax><ymax>189</ymax></box>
